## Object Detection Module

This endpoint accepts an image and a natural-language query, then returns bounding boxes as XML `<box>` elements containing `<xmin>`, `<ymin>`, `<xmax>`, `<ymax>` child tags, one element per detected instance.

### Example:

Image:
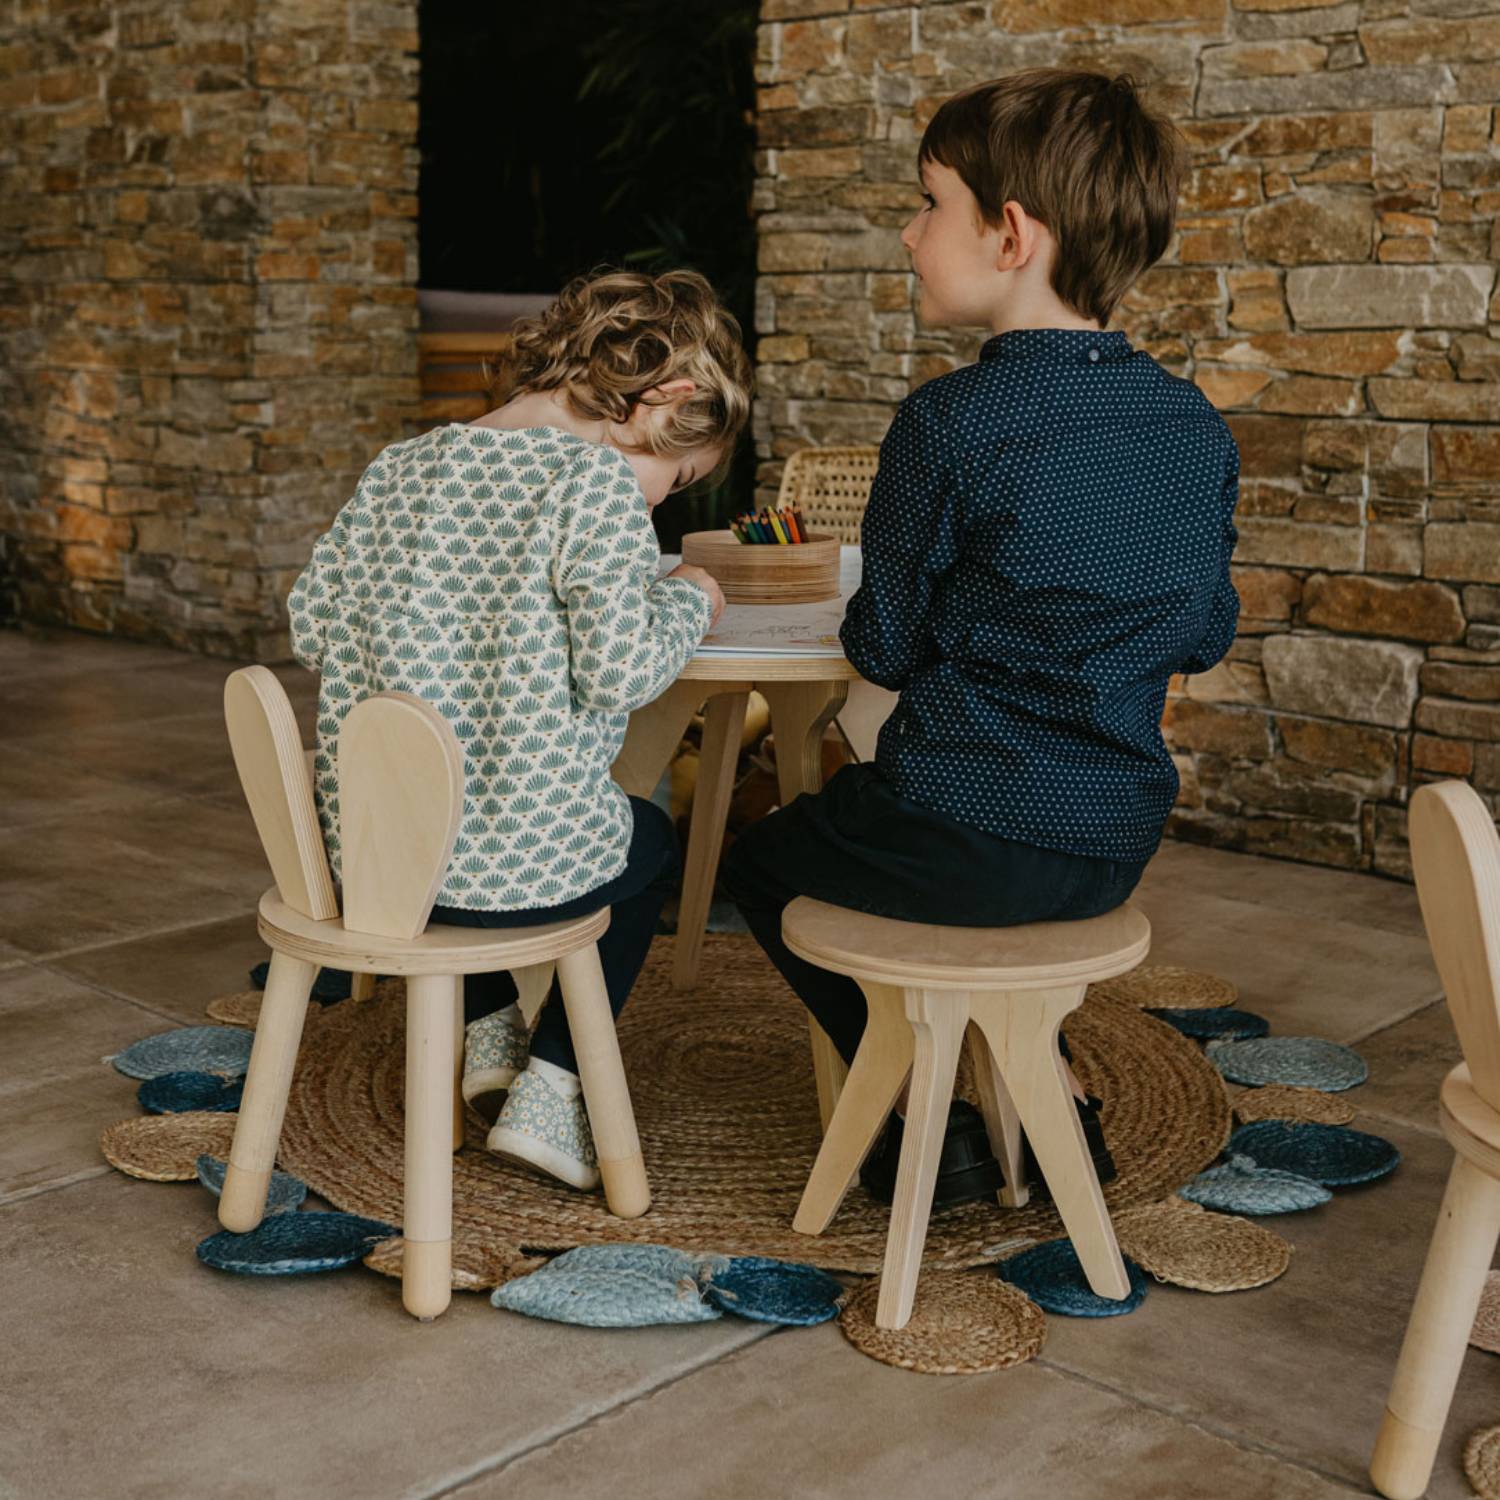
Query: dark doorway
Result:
<box><xmin>418</xmin><ymin>1</ymin><xmax>759</xmax><ymax>544</ymax></box>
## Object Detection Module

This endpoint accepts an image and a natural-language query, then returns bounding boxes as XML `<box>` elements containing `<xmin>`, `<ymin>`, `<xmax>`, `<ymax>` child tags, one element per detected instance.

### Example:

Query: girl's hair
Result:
<box><xmin>920</xmin><ymin>69</ymin><xmax>1185</xmax><ymax>328</ymax></box>
<box><xmin>489</xmin><ymin>267</ymin><xmax>753</xmax><ymax>488</ymax></box>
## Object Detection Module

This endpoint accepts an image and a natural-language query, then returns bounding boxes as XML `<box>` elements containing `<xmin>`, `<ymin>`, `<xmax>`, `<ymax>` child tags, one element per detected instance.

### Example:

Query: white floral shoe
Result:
<box><xmin>486</xmin><ymin>1066</ymin><xmax>600</xmax><ymax>1192</ymax></box>
<box><xmin>462</xmin><ymin>1007</ymin><xmax>530</xmax><ymax>1121</ymax></box>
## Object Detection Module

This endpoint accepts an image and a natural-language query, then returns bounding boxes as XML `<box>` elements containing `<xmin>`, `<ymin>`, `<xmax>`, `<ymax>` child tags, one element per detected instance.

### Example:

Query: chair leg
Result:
<box><xmin>877</xmin><ymin>988</ymin><xmax>967</xmax><ymax>1330</ymax></box>
<box><xmin>967</xmin><ymin>1023</ymin><xmax>1028</xmax><ymax>1209</ymax></box>
<box><xmin>808</xmin><ymin>1019</ymin><xmax>850</xmax><ymax>1132</ymax></box>
<box><xmin>794</xmin><ymin>981</ymin><xmax>913</xmax><ymax>1236</ymax></box>
<box><xmin>513</xmin><ymin>961</ymin><xmax>555</xmax><ymax>1030</ymax></box>
<box><xmin>968</xmin><ymin>985</ymin><xmax>1130</xmax><ymax>1301</ymax></box>
<box><xmin>451</xmin><ymin>985</ymin><xmax>465</xmax><ymax>1153</ymax></box>
<box><xmin>403</xmin><ymin>973</ymin><xmax>456</xmax><ymax>1321</ymax></box>
<box><xmin>221</xmin><ymin>951</ymin><xmax>316</xmax><ymax>1233</ymax></box>
<box><xmin>672</xmin><ymin>690</ymin><xmax>747</xmax><ymax>990</ymax></box>
<box><xmin>1370</xmin><ymin>1153</ymin><xmax>1500</xmax><ymax>1499</ymax></box>
<box><xmin>557</xmin><ymin>943</ymin><xmax>650</xmax><ymax>1219</ymax></box>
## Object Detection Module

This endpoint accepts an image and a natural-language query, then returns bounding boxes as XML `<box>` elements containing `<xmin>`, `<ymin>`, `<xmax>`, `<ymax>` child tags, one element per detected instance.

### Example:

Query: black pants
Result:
<box><xmin>719</xmin><ymin>763</ymin><xmax>1149</xmax><ymax>1066</ymax></box>
<box><xmin>430</xmin><ymin>796</ymin><xmax>679</xmax><ymax>1073</ymax></box>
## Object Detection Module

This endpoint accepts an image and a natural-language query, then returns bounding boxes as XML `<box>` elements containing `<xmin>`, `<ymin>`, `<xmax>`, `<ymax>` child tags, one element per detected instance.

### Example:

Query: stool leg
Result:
<box><xmin>794</xmin><ymin>981</ymin><xmax>913</xmax><ymax>1236</ymax></box>
<box><xmin>967</xmin><ymin>1023</ymin><xmax>1028</xmax><ymax>1209</ymax></box>
<box><xmin>877</xmin><ymin>988</ymin><xmax>967</xmax><ymax>1330</ymax></box>
<box><xmin>672</xmin><ymin>690</ymin><xmax>747</xmax><ymax>990</ymax></box>
<box><xmin>350</xmin><ymin>972</ymin><xmax>377</xmax><ymax>1002</ymax></box>
<box><xmin>451</xmin><ymin>985</ymin><xmax>465</xmax><ymax>1153</ymax></box>
<box><xmin>513</xmin><ymin>961</ymin><xmax>555</xmax><ymax>1030</ymax></box>
<box><xmin>1370</xmin><ymin>1153</ymin><xmax>1500</xmax><ymax>1500</ymax></box>
<box><xmin>808</xmin><ymin>1020</ymin><xmax>849</xmax><ymax>1133</ymax></box>
<box><xmin>403</xmin><ymin>973</ymin><xmax>456</xmax><ymax>1321</ymax></box>
<box><xmin>557</xmin><ymin>943</ymin><xmax>650</xmax><ymax>1219</ymax></box>
<box><xmin>220</xmin><ymin>951</ymin><xmax>316</xmax><ymax>1233</ymax></box>
<box><xmin>969</xmin><ymin>985</ymin><xmax>1130</xmax><ymax>1300</ymax></box>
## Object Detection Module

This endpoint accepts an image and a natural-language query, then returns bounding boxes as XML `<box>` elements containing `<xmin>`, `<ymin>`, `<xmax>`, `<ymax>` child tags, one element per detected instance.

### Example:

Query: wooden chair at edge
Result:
<box><xmin>1370</xmin><ymin>779</ymin><xmax>1500</xmax><ymax>1499</ymax></box>
<box><xmin>217</xmin><ymin>666</ymin><xmax>650</xmax><ymax>1321</ymax></box>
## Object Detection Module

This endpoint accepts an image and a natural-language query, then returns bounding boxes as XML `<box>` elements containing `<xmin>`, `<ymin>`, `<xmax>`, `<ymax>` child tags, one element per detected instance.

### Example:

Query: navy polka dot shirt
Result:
<box><xmin>839</xmin><ymin>327</ymin><xmax>1241</xmax><ymax>864</ymax></box>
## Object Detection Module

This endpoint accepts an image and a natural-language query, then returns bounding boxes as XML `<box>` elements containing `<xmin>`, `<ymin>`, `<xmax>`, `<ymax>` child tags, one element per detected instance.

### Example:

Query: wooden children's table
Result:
<box><xmin>612</xmin><ymin>650</ymin><xmax>866</xmax><ymax>1129</ymax></box>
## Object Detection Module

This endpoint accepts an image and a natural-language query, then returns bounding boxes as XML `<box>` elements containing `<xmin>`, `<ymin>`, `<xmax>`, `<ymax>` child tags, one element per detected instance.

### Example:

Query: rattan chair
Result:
<box><xmin>775</xmin><ymin>446</ymin><xmax>880</xmax><ymax>545</ymax></box>
<box><xmin>784</xmin><ymin>895</ymin><xmax>1151</xmax><ymax>1329</ymax></box>
<box><xmin>218</xmin><ymin>666</ymin><xmax>649</xmax><ymax>1320</ymax></box>
<box><xmin>1370</xmin><ymin>780</ymin><xmax>1500</xmax><ymax>1498</ymax></box>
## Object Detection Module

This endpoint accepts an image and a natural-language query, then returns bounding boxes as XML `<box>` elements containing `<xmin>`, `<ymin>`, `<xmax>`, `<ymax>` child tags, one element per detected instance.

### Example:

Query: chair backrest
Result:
<box><xmin>337</xmin><ymin>691</ymin><xmax>464</xmax><ymax>941</ymax></box>
<box><xmin>1409</xmin><ymin>779</ymin><xmax>1500</xmax><ymax>1110</ymax></box>
<box><xmin>775</xmin><ymin>446</ymin><xmax>880</xmax><ymax>545</ymax></box>
<box><xmin>224</xmin><ymin>666</ymin><xmax>339</xmax><ymax>922</ymax></box>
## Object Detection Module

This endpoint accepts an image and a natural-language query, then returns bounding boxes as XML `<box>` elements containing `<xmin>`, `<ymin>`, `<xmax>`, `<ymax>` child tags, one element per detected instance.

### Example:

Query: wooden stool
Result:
<box><xmin>1370</xmin><ymin>781</ymin><xmax>1500</xmax><ymax>1500</ymax></box>
<box><xmin>783</xmin><ymin>896</ymin><xmax>1151</xmax><ymax>1330</ymax></box>
<box><xmin>219</xmin><ymin>667</ymin><xmax>649</xmax><ymax>1322</ymax></box>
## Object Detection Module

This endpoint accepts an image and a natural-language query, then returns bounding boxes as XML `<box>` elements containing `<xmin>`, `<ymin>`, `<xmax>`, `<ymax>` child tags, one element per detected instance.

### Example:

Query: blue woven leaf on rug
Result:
<box><xmin>1148</xmin><ymin>1007</ymin><xmax>1270</xmax><ymax>1043</ymax></box>
<box><xmin>1206</xmin><ymin>1036</ymin><xmax>1368</xmax><ymax>1092</ymax></box>
<box><xmin>113</xmin><ymin>1025</ymin><xmax>255</xmax><ymax>1081</ymax></box>
<box><xmin>138</xmin><ymin>1071</ymin><xmax>244</xmax><ymax>1114</ymax></box>
<box><xmin>997</xmin><ymin>1239</ymin><xmax>1148</xmax><ymax>1318</ymax></box>
<box><xmin>703</xmin><ymin>1256</ymin><xmax>846</xmax><ymax>1326</ymax></box>
<box><xmin>196</xmin><ymin>1212</ymin><xmax>397</xmax><ymax>1276</ymax></box>
<box><xmin>195</xmin><ymin>1154</ymin><xmax>308</xmax><ymax>1214</ymax></box>
<box><xmin>492</xmin><ymin>1244</ymin><xmax>728</xmax><ymax>1327</ymax></box>
<box><xmin>249</xmin><ymin>962</ymin><xmax>365</xmax><ymax>1005</ymax></box>
<box><xmin>1228</xmin><ymin>1120</ymin><xmax>1400</xmax><ymax>1187</ymax></box>
<box><xmin>1178</xmin><ymin>1153</ymin><xmax>1332</xmax><ymax>1215</ymax></box>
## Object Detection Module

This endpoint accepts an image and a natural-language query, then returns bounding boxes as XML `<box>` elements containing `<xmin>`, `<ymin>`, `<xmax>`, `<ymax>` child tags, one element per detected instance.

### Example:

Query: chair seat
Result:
<box><xmin>1441</xmin><ymin>1063</ymin><xmax>1500</xmax><ymax>1178</ymax></box>
<box><xmin>257</xmin><ymin>887</ymin><xmax>610</xmax><ymax>976</ymax></box>
<box><xmin>781</xmin><ymin>897</ymin><xmax>1150</xmax><ymax>991</ymax></box>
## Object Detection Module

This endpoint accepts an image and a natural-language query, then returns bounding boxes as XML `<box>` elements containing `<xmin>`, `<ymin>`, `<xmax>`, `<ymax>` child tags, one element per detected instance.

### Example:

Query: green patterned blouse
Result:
<box><xmin>287</xmin><ymin>423</ymin><xmax>713</xmax><ymax>912</ymax></box>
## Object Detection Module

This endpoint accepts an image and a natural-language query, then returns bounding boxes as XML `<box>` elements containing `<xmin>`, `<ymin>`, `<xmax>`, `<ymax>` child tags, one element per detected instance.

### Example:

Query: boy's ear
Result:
<box><xmin>994</xmin><ymin>200</ymin><xmax>1045</xmax><ymax>272</ymax></box>
<box><xmin>640</xmin><ymin>378</ymin><xmax>697</xmax><ymax>407</ymax></box>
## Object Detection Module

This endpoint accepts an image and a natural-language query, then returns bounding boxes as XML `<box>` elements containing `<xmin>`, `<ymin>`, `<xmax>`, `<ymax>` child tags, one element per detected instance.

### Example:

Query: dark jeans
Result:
<box><xmin>430</xmin><ymin>796</ymin><xmax>679</xmax><ymax>1073</ymax></box>
<box><xmin>719</xmin><ymin>762</ymin><xmax>1149</xmax><ymax>1066</ymax></box>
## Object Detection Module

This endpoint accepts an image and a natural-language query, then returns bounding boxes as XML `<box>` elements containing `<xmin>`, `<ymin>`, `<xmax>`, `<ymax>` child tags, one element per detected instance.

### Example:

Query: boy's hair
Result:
<box><xmin>491</xmin><ymin>267</ymin><xmax>753</xmax><ymax>488</ymax></box>
<box><xmin>920</xmin><ymin>69</ymin><xmax>1185</xmax><ymax>327</ymax></box>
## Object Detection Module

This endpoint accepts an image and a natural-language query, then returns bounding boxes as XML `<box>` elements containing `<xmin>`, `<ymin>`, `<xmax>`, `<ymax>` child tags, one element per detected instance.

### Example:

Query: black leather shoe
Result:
<box><xmin>1021</xmin><ymin>1094</ymin><xmax>1117</xmax><ymax>1199</ymax></box>
<box><xmin>859</xmin><ymin>1099</ymin><xmax>1005</xmax><ymax>1211</ymax></box>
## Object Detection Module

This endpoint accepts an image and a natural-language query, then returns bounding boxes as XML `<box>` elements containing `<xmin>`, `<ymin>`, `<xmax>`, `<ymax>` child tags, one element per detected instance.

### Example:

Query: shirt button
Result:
<box><xmin>1088</xmin><ymin>348</ymin><xmax>1100</xmax><ymax>363</ymax></box>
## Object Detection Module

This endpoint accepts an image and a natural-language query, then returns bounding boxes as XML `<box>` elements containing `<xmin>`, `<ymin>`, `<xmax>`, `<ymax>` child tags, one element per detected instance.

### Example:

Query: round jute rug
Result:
<box><xmin>272</xmin><ymin>935</ymin><xmax>1231</xmax><ymax>1276</ymax></box>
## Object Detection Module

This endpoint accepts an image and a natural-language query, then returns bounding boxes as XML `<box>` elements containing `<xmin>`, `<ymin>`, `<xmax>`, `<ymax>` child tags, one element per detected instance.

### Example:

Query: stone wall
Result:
<box><xmin>0</xmin><ymin>0</ymin><xmax>419</xmax><ymax>658</ymax></box>
<box><xmin>752</xmin><ymin>0</ymin><xmax>1500</xmax><ymax>878</ymax></box>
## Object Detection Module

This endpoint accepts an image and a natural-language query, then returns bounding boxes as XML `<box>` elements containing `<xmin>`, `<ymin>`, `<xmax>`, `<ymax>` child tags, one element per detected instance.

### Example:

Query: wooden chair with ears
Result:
<box><xmin>219</xmin><ymin>666</ymin><xmax>650</xmax><ymax>1320</ymax></box>
<box><xmin>1370</xmin><ymin>779</ymin><xmax>1500</xmax><ymax>1499</ymax></box>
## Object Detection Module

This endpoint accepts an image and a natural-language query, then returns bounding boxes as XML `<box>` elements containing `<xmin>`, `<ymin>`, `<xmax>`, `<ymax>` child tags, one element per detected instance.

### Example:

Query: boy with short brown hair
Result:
<box><xmin>723</xmin><ymin>68</ymin><xmax>1240</xmax><ymax>1207</ymax></box>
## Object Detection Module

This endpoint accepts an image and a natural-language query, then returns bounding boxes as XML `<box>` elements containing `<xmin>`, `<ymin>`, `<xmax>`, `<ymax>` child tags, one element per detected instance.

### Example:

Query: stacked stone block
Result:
<box><xmin>0</xmin><ymin>0</ymin><xmax>419</xmax><ymax>658</ymax></box>
<box><xmin>753</xmin><ymin>0</ymin><xmax>1500</xmax><ymax>878</ymax></box>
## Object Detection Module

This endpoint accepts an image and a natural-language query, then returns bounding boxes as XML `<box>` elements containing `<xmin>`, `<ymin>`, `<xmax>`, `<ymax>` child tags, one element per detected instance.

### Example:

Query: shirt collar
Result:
<box><xmin>980</xmin><ymin>328</ymin><xmax>1134</xmax><ymax>365</ymax></box>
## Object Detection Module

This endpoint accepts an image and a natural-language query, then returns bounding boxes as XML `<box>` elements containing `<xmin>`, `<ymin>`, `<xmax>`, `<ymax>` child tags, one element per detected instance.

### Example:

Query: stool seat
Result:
<box><xmin>257</xmin><ymin>887</ymin><xmax>609</xmax><ymax>976</ymax></box>
<box><xmin>782</xmin><ymin>898</ymin><xmax>1151</xmax><ymax>990</ymax></box>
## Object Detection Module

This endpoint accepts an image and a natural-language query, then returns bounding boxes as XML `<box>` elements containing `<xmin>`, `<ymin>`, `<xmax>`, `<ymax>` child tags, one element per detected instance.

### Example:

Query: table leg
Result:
<box><xmin>759</xmin><ymin>679</ymin><xmax>852</xmax><ymax>1127</ymax></box>
<box><xmin>611</xmin><ymin>678</ymin><xmax>707</xmax><ymax>798</ymax></box>
<box><xmin>672</xmin><ymin>690</ymin><xmax>748</xmax><ymax>990</ymax></box>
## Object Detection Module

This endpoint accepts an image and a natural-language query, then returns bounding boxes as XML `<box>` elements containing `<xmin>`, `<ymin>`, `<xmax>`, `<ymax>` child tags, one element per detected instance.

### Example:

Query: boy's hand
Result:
<box><xmin>667</xmin><ymin>563</ymin><xmax>726</xmax><ymax>628</ymax></box>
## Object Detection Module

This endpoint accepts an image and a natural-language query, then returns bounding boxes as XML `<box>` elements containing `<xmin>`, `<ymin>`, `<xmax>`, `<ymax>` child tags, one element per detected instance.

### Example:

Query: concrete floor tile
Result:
<box><xmin>0</xmin><ymin>823</ymin><xmax>254</xmax><ymax>958</ymax></box>
<box><xmin>1131</xmin><ymin>882</ymin><xmax>1440</xmax><ymax>1045</ymax></box>
<box><xmin>1141</xmin><ymin>841</ymin><xmax>1427</xmax><ymax>939</ymax></box>
<box><xmin>49</xmin><ymin>913</ymin><xmax>270</xmax><ymax>1025</ymax></box>
<box><xmin>0</xmin><ymin>750</ymin><xmax>171</xmax><ymax>831</ymax></box>
<box><xmin>6</xmin><ymin>711</ymin><xmax>241</xmax><ymax>798</ymax></box>
<box><xmin>456</xmin><ymin>1322</ymin><xmax>1354</xmax><ymax>1500</ymax></box>
<box><xmin>0</xmin><ymin>1173</ymin><xmax>768</xmax><ymax>1500</ymax></box>
<box><xmin>1350</xmin><ymin>1001</ymin><xmax>1458</xmax><ymax>1137</ymax></box>
<box><xmin>1037</xmin><ymin>1118</ymin><xmax>1500</xmax><ymax>1498</ymax></box>
<box><xmin>0</xmin><ymin>966</ymin><xmax>151</xmax><ymax>1198</ymax></box>
<box><xmin>0</xmin><ymin>624</ymin><xmax>192</xmax><ymax>680</ymax></box>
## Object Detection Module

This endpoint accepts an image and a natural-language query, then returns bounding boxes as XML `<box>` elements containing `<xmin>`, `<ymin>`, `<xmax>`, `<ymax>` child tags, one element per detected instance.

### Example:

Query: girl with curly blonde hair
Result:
<box><xmin>289</xmin><ymin>266</ymin><xmax>752</xmax><ymax>1191</ymax></box>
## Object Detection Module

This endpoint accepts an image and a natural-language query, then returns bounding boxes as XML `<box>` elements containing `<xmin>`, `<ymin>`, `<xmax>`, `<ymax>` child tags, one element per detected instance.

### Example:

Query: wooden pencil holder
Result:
<box><xmin>680</xmin><ymin>529</ymin><xmax>840</xmax><ymax>605</ymax></box>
